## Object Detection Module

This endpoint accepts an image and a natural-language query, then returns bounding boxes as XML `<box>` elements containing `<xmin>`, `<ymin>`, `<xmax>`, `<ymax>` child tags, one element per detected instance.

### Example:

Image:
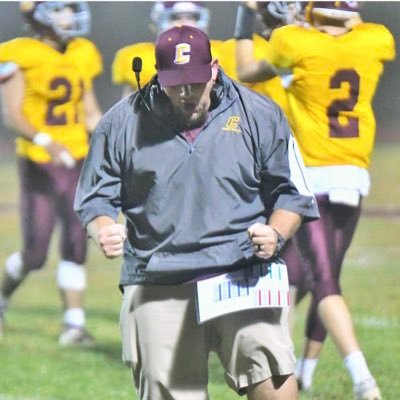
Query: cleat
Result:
<box><xmin>58</xmin><ymin>325</ymin><xmax>95</xmax><ymax>347</ymax></box>
<box><xmin>354</xmin><ymin>377</ymin><xmax>382</xmax><ymax>400</ymax></box>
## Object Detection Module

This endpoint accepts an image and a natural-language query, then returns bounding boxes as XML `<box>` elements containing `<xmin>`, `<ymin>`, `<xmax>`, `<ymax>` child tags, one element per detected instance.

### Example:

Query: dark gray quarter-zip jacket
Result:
<box><xmin>75</xmin><ymin>71</ymin><xmax>319</xmax><ymax>285</ymax></box>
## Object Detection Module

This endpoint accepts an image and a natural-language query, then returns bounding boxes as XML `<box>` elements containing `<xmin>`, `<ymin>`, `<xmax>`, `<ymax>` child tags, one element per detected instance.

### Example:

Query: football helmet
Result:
<box><xmin>20</xmin><ymin>1</ymin><xmax>90</xmax><ymax>42</ymax></box>
<box><xmin>150</xmin><ymin>1</ymin><xmax>210</xmax><ymax>33</ymax></box>
<box><xmin>306</xmin><ymin>1</ymin><xmax>360</xmax><ymax>23</ymax></box>
<box><xmin>257</xmin><ymin>1</ymin><xmax>304</xmax><ymax>28</ymax></box>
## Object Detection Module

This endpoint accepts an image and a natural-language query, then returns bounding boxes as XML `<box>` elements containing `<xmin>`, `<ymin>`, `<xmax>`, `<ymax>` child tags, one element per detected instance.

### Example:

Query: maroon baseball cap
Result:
<box><xmin>155</xmin><ymin>25</ymin><xmax>212</xmax><ymax>87</ymax></box>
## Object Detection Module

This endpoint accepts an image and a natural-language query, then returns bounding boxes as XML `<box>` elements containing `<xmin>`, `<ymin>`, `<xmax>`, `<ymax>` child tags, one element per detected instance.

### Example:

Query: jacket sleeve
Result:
<box><xmin>258</xmin><ymin>104</ymin><xmax>319</xmax><ymax>221</ymax></box>
<box><xmin>74</xmin><ymin>113</ymin><xmax>123</xmax><ymax>228</ymax></box>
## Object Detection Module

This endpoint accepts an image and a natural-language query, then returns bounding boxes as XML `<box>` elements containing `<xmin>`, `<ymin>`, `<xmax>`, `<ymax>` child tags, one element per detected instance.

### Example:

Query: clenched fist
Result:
<box><xmin>248</xmin><ymin>222</ymin><xmax>279</xmax><ymax>259</ymax></box>
<box><xmin>97</xmin><ymin>223</ymin><xmax>126</xmax><ymax>259</ymax></box>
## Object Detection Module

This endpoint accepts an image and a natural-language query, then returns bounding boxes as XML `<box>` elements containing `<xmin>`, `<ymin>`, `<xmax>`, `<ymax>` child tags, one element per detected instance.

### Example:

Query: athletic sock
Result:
<box><xmin>63</xmin><ymin>307</ymin><xmax>85</xmax><ymax>328</ymax></box>
<box><xmin>296</xmin><ymin>357</ymin><xmax>318</xmax><ymax>391</ymax></box>
<box><xmin>295</xmin><ymin>357</ymin><xmax>304</xmax><ymax>379</ymax></box>
<box><xmin>344</xmin><ymin>351</ymin><xmax>372</xmax><ymax>385</ymax></box>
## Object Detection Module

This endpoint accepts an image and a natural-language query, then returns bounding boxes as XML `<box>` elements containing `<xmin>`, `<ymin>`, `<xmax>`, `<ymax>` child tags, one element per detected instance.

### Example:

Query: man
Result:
<box><xmin>112</xmin><ymin>1</ymin><xmax>223</xmax><ymax>98</ymax></box>
<box><xmin>0</xmin><ymin>1</ymin><xmax>103</xmax><ymax>345</ymax></box>
<box><xmin>75</xmin><ymin>25</ymin><xmax>319</xmax><ymax>400</ymax></box>
<box><xmin>235</xmin><ymin>2</ymin><xmax>395</xmax><ymax>399</ymax></box>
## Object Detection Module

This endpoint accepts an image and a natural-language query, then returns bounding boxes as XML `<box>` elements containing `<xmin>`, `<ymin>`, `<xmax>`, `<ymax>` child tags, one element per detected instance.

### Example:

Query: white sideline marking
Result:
<box><xmin>354</xmin><ymin>315</ymin><xmax>399</xmax><ymax>329</ymax></box>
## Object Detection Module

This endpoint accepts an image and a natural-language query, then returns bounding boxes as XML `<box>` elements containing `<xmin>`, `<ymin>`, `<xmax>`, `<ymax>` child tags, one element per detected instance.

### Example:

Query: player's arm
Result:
<box><xmin>1</xmin><ymin>68</ymin><xmax>37</xmax><ymax>141</ymax></box>
<box><xmin>0</xmin><ymin>62</ymin><xmax>18</xmax><ymax>84</ymax></box>
<box><xmin>234</xmin><ymin>2</ymin><xmax>277</xmax><ymax>83</ymax></box>
<box><xmin>83</xmin><ymin>88</ymin><xmax>102</xmax><ymax>134</ymax></box>
<box><xmin>236</xmin><ymin>40</ymin><xmax>277</xmax><ymax>83</ymax></box>
<box><xmin>0</xmin><ymin>68</ymin><xmax>75</xmax><ymax>168</ymax></box>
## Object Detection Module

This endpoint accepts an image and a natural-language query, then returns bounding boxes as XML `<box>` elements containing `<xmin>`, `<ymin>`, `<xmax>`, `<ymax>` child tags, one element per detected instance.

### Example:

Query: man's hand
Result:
<box><xmin>248</xmin><ymin>222</ymin><xmax>279</xmax><ymax>259</ymax></box>
<box><xmin>243</xmin><ymin>1</ymin><xmax>258</xmax><ymax>11</ymax></box>
<box><xmin>96</xmin><ymin>224</ymin><xmax>126</xmax><ymax>259</ymax></box>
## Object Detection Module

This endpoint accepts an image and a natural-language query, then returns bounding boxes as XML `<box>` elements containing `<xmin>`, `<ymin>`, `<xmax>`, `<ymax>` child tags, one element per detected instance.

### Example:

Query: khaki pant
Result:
<box><xmin>120</xmin><ymin>283</ymin><xmax>295</xmax><ymax>400</ymax></box>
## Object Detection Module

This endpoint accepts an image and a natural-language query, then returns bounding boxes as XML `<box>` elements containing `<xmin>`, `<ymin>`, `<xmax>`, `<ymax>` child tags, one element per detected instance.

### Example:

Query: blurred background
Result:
<box><xmin>0</xmin><ymin>1</ymin><xmax>399</xmax><ymax>146</ymax></box>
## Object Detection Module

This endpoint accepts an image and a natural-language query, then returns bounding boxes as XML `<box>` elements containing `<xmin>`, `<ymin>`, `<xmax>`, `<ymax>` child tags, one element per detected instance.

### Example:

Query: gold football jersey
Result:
<box><xmin>267</xmin><ymin>23</ymin><xmax>395</xmax><ymax>168</ymax></box>
<box><xmin>0</xmin><ymin>37</ymin><xmax>103</xmax><ymax>163</ymax></box>
<box><xmin>219</xmin><ymin>34</ymin><xmax>289</xmax><ymax>115</ymax></box>
<box><xmin>112</xmin><ymin>39</ymin><xmax>223</xmax><ymax>89</ymax></box>
<box><xmin>112</xmin><ymin>42</ymin><xmax>156</xmax><ymax>88</ymax></box>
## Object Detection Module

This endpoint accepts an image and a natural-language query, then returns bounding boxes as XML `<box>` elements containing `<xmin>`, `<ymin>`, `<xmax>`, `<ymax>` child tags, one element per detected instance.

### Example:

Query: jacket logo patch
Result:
<box><xmin>222</xmin><ymin>116</ymin><xmax>241</xmax><ymax>133</ymax></box>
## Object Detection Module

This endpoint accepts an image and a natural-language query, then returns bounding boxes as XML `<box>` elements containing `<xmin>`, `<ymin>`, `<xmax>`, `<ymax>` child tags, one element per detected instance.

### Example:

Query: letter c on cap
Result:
<box><xmin>174</xmin><ymin>43</ymin><xmax>191</xmax><ymax>64</ymax></box>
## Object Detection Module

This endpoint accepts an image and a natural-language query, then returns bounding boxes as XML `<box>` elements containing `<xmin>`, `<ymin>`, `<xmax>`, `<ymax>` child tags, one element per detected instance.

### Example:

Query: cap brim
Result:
<box><xmin>158</xmin><ymin>64</ymin><xmax>212</xmax><ymax>87</ymax></box>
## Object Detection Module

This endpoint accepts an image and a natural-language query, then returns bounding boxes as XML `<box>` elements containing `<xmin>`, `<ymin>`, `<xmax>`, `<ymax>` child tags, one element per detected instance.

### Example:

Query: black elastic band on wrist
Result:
<box><xmin>234</xmin><ymin>4</ymin><xmax>256</xmax><ymax>40</ymax></box>
<box><xmin>271</xmin><ymin>227</ymin><xmax>286</xmax><ymax>256</ymax></box>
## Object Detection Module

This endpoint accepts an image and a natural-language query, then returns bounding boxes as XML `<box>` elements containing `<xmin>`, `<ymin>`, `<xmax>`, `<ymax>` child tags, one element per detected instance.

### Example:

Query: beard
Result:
<box><xmin>173</xmin><ymin>104</ymin><xmax>209</xmax><ymax>131</ymax></box>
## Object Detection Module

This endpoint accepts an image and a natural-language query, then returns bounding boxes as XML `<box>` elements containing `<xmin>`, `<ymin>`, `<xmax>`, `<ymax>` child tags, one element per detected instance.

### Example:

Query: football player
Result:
<box><xmin>230</xmin><ymin>1</ymin><xmax>305</xmax><ymax>117</ymax></box>
<box><xmin>111</xmin><ymin>1</ymin><xmax>224</xmax><ymax>98</ymax></box>
<box><xmin>235</xmin><ymin>2</ymin><xmax>395</xmax><ymax>399</ymax></box>
<box><xmin>0</xmin><ymin>1</ymin><xmax>103</xmax><ymax>346</ymax></box>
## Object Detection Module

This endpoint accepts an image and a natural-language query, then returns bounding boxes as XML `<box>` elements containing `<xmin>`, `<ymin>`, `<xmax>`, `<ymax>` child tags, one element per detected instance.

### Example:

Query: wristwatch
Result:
<box><xmin>271</xmin><ymin>228</ymin><xmax>286</xmax><ymax>256</ymax></box>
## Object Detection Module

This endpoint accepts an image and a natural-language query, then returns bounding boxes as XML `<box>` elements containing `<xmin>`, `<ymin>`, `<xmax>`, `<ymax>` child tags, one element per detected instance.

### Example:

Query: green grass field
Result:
<box><xmin>0</xmin><ymin>143</ymin><xmax>399</xmax><ymax>400</ymax></box>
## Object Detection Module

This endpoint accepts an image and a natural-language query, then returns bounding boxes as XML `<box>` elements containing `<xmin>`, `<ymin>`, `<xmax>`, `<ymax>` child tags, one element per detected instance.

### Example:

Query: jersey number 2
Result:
<box><xmin>46</xmin><ymin>78</ymin><xmax>83</xmax><ymax>125</ymax></box>
<box><xmin>327</xmin><ymin>69</ymin><xmax>360</xmax><ymax>138</ymax></box>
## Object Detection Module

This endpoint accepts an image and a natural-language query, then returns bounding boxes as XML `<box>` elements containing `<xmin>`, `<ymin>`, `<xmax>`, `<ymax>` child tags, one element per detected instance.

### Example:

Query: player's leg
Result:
<box><xmin>54</xmin><ymin>161</ymin><xmax>93</xmax><ymax>346</ymax></box>
<box><xmin>299</xmin><ymin>196</ymin><xmax>380</xmax><ymax>398</ymax></box>
<box><xmin>282</xmin><ymin>238</ymin><xmax>301</xmax><ymax>338</ymax></box>
<box><xmin>282</xmin><ymin>236</ymin><xmax>312</xmax><ymax>338</ymax></box>
<box><xmin>282</xmin><ymin>233</ymin><xmax>315</xmax><ymax>392</ymax></box>
<box><xmin>302</xmin><ymin>308</ymin><xmax>380</xmax><ymax>399</ymax></box>
<box><xmin>330</xmin><ymin>201</ymin><xmax>381</xmax><ymax>400</ymax></box>
<box><xmin>295</xmin><ymin>298</ymin><xmax>325</xmax><ymax>392</ymax></box>
<box><xmin>120</xmin><ymin>284</ymin><xmax>209</xmax><ymax>400</ymax></box>
<box><xmin>315</xmin><ymin>199</ymin><xmax>362</xmax><ymax>356</ymax></box>
<box><xmin>1</xmin><ymin>158</ymin><xmax>56</xmax><ymax>338</ymax></box>
<box><xmin>297</xmin><ymin>198</ymin><xmax>361</xmax><ymax>349</ymax></box>
<box><xmin>292</xmin><ymin>203</ymin><xmax>334</xmax><ymax>392</ymax></box>
<box><xmin>294</xmin><ymin>195</ymin><xmax>342</xmax><ymax>391</ymax></box>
